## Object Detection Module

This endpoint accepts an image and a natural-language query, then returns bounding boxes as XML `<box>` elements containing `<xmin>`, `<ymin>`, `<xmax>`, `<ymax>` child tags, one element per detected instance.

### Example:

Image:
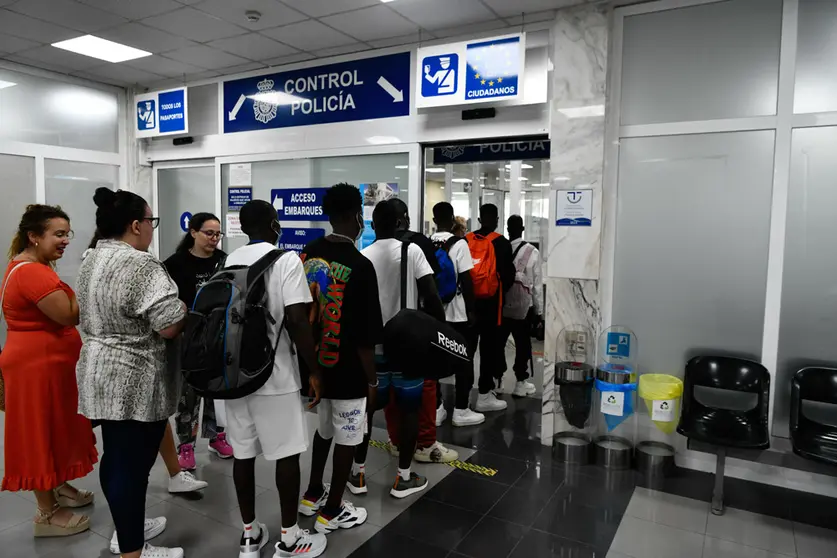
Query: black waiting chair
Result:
<box><xmin>790</xmin><ymin>367</ymin><xmax>837</xmax><ymax>466</ymax></box>
<box><xmin>677</xmin><ymin>356</ymin><xmax>770</xmax><ymax>515</ymax></box>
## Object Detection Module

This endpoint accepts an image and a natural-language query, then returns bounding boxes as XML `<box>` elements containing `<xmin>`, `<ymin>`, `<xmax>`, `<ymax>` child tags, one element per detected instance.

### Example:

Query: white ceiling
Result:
<box><xmin>0</xmin><ymin>0</ymin><xmax>589</xmax><ymax>90</ymax></box>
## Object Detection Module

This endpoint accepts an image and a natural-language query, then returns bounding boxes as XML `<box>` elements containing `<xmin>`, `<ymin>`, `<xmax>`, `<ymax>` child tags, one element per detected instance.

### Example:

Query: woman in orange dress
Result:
<box><xmin>0</xmin><ymin>204</ymin><xmax>98</xmax><ymax>537</ymax></box>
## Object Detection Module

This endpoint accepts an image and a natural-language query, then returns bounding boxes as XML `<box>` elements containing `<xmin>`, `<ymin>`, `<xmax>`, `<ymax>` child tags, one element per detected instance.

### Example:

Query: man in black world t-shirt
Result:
<box><xmin>298</xmin><ymin>183</ymin><xmax>383</xmax><ymax>535</ymax></box>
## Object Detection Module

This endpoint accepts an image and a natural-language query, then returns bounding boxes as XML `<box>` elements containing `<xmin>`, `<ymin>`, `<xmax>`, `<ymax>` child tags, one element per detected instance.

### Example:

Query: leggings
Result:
<box><xmin>99</xmin><ymin>419</ymin><xmax>167</xmax><ymax>554</ymax></box>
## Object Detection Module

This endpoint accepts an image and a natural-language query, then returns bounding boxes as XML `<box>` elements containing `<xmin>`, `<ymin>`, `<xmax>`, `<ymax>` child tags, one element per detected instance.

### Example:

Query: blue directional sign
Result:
<box><xmin>228</xmin><ymin>187</ymin><xmax>252</xmax><ymax>211</ymax></box>
<box><xmin>180</xmin><ymin>211</ymin><xmax>193</xmax><ymax>232</ymax></box>
<box><xmin>223</xmin><ymin>52</ymin><xmax>410</xmax><ymax>134</ymax></box>
<box><xmin>279</xmin><ymin>228</ymin><xmax>326</xmax><ymax>253</ymax></box>
<box><xmin>271</xmin><ymin>188</ymin><xmax>328</xmax><ymax>222</ymax></box>
<box><xmin>158</xmin><ymin>89</ymin><xmax>187</xmax><ymax>134</ymax></box>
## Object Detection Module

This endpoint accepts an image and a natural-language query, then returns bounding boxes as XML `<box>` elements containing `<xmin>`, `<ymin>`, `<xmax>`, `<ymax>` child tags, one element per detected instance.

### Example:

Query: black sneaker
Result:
<box><xmin>239</xmin><ymin>523</ymin><xmax>269</xmax><ymax>558</ymax></box>
<box><xmin>347</xmin><ymin>472</ymin><xmax>367</xmax><ymax>495</ymax></box>
<box><xmin>390</xmin><ymin>472</ymin><xmax>428</xmax><ymax>499</ymax></box>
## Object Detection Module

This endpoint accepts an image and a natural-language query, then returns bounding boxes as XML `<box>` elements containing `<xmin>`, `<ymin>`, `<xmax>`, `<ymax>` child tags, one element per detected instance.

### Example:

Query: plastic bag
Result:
<box><xmin>638</xmin><ymin>374</ymin><xmax>683</xmax><ymax>434</ymax></box>
<box><xmin>557</xmin><ymin>379</ymin><xmax>594</xmax><ymax>429</ymax></box>
<box><xmin>595</xmin><ymin>378</ymin><xmax>637</xmax><ymax>432</ymax></box>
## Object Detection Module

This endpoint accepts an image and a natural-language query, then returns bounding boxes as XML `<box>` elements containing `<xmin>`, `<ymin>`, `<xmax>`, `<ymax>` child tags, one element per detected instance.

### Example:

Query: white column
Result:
<box><xmin>509</xmin><ymin>160</ymin><xmax>522</xmax><ymax>217</ymax></box>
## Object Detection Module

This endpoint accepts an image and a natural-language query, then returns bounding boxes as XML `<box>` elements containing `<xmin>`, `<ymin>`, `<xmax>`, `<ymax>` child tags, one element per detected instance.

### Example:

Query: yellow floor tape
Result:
<box><xmin>368</xmin><ymin>438</ymin><xmax>497</xmax><ymax>477</ymax></box>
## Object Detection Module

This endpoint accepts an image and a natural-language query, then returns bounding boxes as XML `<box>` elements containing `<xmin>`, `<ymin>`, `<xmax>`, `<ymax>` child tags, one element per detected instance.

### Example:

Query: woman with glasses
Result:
<box><xmin>0</xmin><ymin>204</ymin><xmax>98</xmax><ymax>537</ymax></box>
<box><xmin>163</xmin><ymin>212</ymin><xmax>233</xmax><ymax>470</ymax></box>
<box><xmin>77</xmin><ymin>188</ymin><xmax>187</xmax><ymax>558</ymax></box>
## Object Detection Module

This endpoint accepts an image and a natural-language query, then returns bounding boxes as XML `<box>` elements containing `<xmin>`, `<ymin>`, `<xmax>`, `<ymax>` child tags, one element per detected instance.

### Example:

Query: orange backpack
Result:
<box><xmin>466</xmin><ymin>231</ymin><xmax>501</xmax><ymax>299</ymax></box>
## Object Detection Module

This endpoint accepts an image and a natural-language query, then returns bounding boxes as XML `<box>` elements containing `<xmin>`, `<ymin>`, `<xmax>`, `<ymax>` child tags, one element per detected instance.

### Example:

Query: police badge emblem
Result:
<box><xmin>253</xmin><ymin>78</ymin><xmax>278</xmax><ymax>124</ymax></box>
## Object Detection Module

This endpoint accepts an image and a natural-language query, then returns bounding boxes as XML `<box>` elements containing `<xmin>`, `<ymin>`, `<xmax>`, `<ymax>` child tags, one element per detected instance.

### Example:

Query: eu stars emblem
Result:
<box><xmin>464</xmin><ymin>37</ymin><xmax>521</xmax><ymax>101</ymax></box>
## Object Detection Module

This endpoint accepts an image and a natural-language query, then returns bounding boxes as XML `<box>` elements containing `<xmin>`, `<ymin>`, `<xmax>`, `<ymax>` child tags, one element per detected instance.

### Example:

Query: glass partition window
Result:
<box><xmin>611</xmin><ymin>131</ymin><xmax>775</xmax><ymax>376</ymax></box>
<box><xmin>221</xmin><ymin>153</ymin><xmax>408</xmax><ymax>253</ymax></box>
<box><xmin>157</xmin><ymin>167</ymin><xmax>216</xmax><ymax>260</ymax></box>
<box><xmin>0</xmin><ymin>154</ymin><xmax>36</xmax><ymax>344</ymax></box>
<box><xmin>45</xmin><ymin>160</ymin><xmax>118</xmax><ymax>287</ymax></box>
<box><xmin>620</xmin><ymin>0</ymin><xmax>782</xmax><ymax>125</ymax></box>
<box><xmin>795</xmin><ymin>0</ymin><xmax>837</xmax><ymax>114</ymax></box>
<box><xmin>775</xmin><ymin>127</ymin><xmax>837</xmax><ymax>436</ymax></box>
<box><xmin>0</xmin><ymin>67</ymin><xmax>119</xmax><ymax>152</ymax></box>
<box><xmin>421</xmin><ymin>146</ymin><xmax>549</xmax><ymax>248</ymax></box>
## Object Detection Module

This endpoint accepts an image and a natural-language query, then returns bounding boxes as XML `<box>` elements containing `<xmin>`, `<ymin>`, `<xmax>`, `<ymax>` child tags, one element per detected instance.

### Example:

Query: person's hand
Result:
<box><xmin>366</xmin><ymin>383</ymin><xmax>378</xmax><ymax>413</ymax></box>
<box><xmin>308</xmin><ymin>375</ymin><xmax>323</xmax><ymax>409</ymax></box>
<box><xmin>424</xmin><ymin>64</ymin><xmax>431</xmax><ymax>75</ymax></box>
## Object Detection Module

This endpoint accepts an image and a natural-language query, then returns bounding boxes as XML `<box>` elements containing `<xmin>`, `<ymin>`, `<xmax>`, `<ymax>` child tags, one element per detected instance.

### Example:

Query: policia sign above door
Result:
<box><xmin>433</xmin><ymin>140</ymin><xmax>550</xmax><ymax>164</ymax></box>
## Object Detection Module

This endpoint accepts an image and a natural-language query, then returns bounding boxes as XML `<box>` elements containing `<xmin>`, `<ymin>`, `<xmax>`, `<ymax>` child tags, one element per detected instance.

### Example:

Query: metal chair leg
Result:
<box><xmin>711</xmin><ymin>447</ymin><xmax>726</xmax><ymax>516</ymax></box>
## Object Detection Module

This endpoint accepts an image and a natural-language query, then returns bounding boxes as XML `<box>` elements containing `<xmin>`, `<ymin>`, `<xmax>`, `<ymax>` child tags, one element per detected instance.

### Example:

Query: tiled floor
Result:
<box><xmin>0</xmin><ymin>410</ymin><xmax>472</xmax><ymax>558</ymax></box>
<box><xmin>610</xmin><ymin>488</ymin><xmax>837</xmax><ymax>558</ymax></box>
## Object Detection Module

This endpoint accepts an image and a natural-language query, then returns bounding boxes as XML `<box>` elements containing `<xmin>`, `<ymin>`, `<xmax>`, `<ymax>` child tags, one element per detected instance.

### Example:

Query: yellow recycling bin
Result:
<box><xmin>638</xmin><ymin>374</ymin><xmax>683</xmax><ymax>434</ymax></box>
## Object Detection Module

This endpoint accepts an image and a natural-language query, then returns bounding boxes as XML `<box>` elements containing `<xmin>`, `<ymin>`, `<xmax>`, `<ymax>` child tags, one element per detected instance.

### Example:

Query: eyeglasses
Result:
<box><xmin>143</xmin><ymin>217</ymin><xmax>160</xmax><ymax>229</ymax></box>
<box><xmin>55</xmin><ymin>230</ymin><xmax>75</xmax><ymax>240</ymax></box>
<box><xmin>200</xmin><ymin>230</ymin><xmax>225</xmax><ymax>240</ymax></box>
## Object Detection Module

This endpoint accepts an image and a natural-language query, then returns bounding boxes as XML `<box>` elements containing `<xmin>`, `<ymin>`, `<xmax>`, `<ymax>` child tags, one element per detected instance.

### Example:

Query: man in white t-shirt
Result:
<box><xmin>223</xmin><ymin>200</ymin><xmax>327</xmax><ymax>558</ymax></box>
<box><xmin>430</xmin><ymin>202</ymin><xmax>485</xmax><ymax>428</ymax></box>
<box><xmin>354</xmin><ymin>200</ymin><xmax>446</xmax><ymax>499</ymax></box>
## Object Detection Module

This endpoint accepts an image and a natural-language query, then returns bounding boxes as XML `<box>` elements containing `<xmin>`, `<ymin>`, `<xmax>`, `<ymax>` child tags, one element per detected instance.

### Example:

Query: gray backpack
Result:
<box><xmin>181</xmin><ymin>249</ymin><xmax>289</xmax><ymax>399</ymax></box>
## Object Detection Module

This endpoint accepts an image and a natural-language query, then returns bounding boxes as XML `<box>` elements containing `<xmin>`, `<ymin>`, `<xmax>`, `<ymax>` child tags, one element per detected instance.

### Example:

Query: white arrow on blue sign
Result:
<box><xmin>180</xmin><ymin>211</ymin><xmax>193</xmax><ymax>232</ymax></box>
<box><xmin>223</xmin><ymin>52</ymin><xmax>410</xmax><ymax>134</ymax></box>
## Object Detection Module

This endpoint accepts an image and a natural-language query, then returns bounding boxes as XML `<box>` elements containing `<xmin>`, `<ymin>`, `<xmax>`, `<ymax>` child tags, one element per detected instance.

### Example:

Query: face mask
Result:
<box><xmin>355</xmin><ymin>213</ymin><xmax>365</xmax><ymax>242</ymax></box>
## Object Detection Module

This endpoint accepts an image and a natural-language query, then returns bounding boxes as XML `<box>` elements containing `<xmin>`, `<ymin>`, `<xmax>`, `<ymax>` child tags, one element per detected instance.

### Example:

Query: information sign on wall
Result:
<box><xmin>433</xmin><ymin>140</ymin><xmax>549</xmax><ymax>164</ymax></box>
<box><xmin>136</xmin><ymin>87</ymin><xmax>188</xmax><ymax>138</ymax></box>
<box><xmin>271</xmin><ymin>188</ymin><xmax>328</xmax><ymax>222</ymax></box>
<box><xmin>279</xmin><ymin>227</ymin><xmax>325</xmax><ymax>253</ymax></box>
<box><xmin>416</xmin><ymin>34</ymin><xmax>525</xmax><ymax>109</ymax></box>
<box><xmin>556</xmin><ymin>189</ymin><xmax>593</xmax><ymax>227</ymax></box>
<box><xmin>223</xmin><ymin>52</ymin><xmax>410</xmax><ymax>134</ymax></box>
<box><xmin>228</xmin><ymin>187</ymin><xmax>252</xmax><ymax>211</ymax></box>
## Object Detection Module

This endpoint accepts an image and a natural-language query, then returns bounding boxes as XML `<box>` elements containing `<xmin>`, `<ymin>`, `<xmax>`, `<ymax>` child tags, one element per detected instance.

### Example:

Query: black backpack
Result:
<box><xmin>181</xmin><ymin>249</ymin><xmax>289</xmax><ymax>399</ymax></box>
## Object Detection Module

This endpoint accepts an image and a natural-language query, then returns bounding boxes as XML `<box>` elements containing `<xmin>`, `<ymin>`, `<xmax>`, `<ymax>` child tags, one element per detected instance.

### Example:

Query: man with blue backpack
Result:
<box><xmin>430</xmin><ymin>202</ymin><xmax>485</xmax><ymax>427</ymax></box>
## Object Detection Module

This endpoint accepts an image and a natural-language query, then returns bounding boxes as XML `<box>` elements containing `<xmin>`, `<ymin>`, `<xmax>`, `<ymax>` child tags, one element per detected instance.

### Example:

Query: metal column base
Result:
<box><xmin>553</xmin><ymin>432</ymin><xmax>592</xmax><ymax>464</ymax></box>
<box><xmin>636</xmin><ymin>441</ymin><xmax>675</xmax><ymax>477</ymax></box>
<box><xmin>593</xmin><ymin>435</ymin><xmax>633</xmax><ymax>469</ymax></box>
<box><xmin>711</xmin><ymin>447</ymin><xmax>726</xmax><ymax>516</ymax></box>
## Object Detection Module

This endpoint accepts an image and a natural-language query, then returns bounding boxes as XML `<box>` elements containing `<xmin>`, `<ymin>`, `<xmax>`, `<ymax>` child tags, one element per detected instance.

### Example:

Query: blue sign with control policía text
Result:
<box><xmin>271</xmin><ymin>188</ymin><xmax>328</xmax><ymax>222</ymax></box>
<box><xmin>223</xmin><ymin>52</ymin><xmax>410</xmax><ymax>134</ymax></box>
<box><xmin>278</xmin><ymin>228</ymin><xmax>325</xmax><ymax>253</ymax></box>
<box><xmin>228</xmin><ymin>187</ymin><xmax>252</xmax><ymax>211</ymax></box>
<box><xmin>180</xmin><ymin>212</ymin><xmax>193</xmax><ymax>233</ymax></box>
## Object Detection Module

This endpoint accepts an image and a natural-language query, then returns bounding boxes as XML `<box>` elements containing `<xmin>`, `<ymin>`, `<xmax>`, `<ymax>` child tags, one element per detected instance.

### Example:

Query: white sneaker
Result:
<box><xmin>274</xmin><ymin>530</ymin><xmax>327</xmax><ymax>557</ymax></box>
<box><xmin>414</xmin><ymin>441</ymin><xmax>458</xmax><ymax>463</ymax></box>
<box><xmin>110</xmin><ymin>517</ymin><xmax>168</xmax><ymax>554</ymax></box>
<box><xmin>513</xmin><ymin>380</ymin><xmax>537</xmax><ymax>397</ymax></box>
<box><xmin>139</xmin><ymin>543</ymin><xmax>184</xmax><ymax>558</ymax></box>
<box><xmin>314</xmin><ymin>500</ymin><xmax>368</xmax><ymax>534</ymax></box>
<box><xmin>452</xmin><ymin>408</ymin><xmax>486</xmax><ymax>427</ymax></box>
<box><xmin>435</xmin><ymin>404</ymin><xmax>447</xmax><ymax>426</ymax></box>
<box><xmin>475</xmin><ymin>392</ymin><xmax>508</xmax><ymax>412</ymax></box>
<box><xmin>387</xmin><ymin>439</ymin><xmax>400</xmax><ymax>457</ymax></box>
<box><xmin>168</xmin><ymin>471</ymin><xmax>208</xmax><ymax>493</ymax></box>
<box><xmin>298</xmin><ymin>483</ymin><xmax>330</xmax><ymax>517</ymax></box>
<box><xmin>239</xmin><ymin>523</ymin><xmax>269</xmax><ymax>558</ymax></box>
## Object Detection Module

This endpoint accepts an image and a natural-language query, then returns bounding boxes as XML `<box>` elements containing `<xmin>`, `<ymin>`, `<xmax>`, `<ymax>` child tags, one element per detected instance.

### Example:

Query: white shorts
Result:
<box><xmin>224</xmin><ymin>392</ymin><xmax>309</xmax><ymax>461</ymax></box>
<box><xmin>317</xmin><ymin>398</ymin><xmax>367</xmax><ymax>447</ymax></box>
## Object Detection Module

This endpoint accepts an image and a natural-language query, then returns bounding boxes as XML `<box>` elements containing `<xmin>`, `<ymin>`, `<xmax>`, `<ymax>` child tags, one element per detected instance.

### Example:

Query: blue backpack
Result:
<box><xmin>432</xmin><ymin>236</ymin><xmax>463</xmax><ymax>303</ymax></box>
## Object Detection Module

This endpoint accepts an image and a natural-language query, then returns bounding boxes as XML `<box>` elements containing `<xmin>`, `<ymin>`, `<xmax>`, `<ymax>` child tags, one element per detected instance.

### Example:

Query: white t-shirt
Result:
<box><xmin>430</xmin><ymin>232</ymin><xmax>474</xmax><ymax>323</ymax></box>
<box><xmin>223</xmin><ymin>242</ymin><xmax>312</xmax><ymax>396</ymax></box>
<box><xmin>361</xmin><ymin>238</ymin><xmax>434</xmax><ymax>326</ymax></box>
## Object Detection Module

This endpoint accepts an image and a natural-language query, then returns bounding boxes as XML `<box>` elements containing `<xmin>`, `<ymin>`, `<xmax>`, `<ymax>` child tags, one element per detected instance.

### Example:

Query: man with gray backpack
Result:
<box><xmin>182</xmin><ymin>200</ymin><xmax>326</xmax><ymax>558</ymax></box>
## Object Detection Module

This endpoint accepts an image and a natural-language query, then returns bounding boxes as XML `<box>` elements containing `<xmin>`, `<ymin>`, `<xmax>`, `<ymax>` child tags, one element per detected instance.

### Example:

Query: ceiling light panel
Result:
<box><xmin>52</xmin><ymin>35</ymin><xmax>152</xmax><ymax>63</ymax></box>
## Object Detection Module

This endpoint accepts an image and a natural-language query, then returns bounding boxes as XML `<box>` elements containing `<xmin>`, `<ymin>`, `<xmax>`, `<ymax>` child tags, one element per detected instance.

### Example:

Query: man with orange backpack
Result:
<box><xmin>466</xmin><ymin>204</ymin><xmax>516</xmax><ymax>412</ymax></box>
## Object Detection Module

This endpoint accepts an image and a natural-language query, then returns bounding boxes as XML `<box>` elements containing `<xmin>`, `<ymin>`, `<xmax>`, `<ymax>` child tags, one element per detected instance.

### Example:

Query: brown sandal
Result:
<box><xmin>33</xmin><ymin>503</ymin><xmax>90</xmax><ymax>538</ymax></box>
<box><xmin>54</xmin><ymin>484</ymin><xmax>94</xmax><ymax>508</ymax></box>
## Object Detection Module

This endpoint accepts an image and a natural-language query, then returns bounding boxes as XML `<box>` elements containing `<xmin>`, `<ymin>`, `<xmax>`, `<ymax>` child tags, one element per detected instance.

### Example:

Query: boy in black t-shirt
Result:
<box><xmin>297</xmin><ymin>183</ymin><xmax>383</xmax><ymax>535</ymax></box>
